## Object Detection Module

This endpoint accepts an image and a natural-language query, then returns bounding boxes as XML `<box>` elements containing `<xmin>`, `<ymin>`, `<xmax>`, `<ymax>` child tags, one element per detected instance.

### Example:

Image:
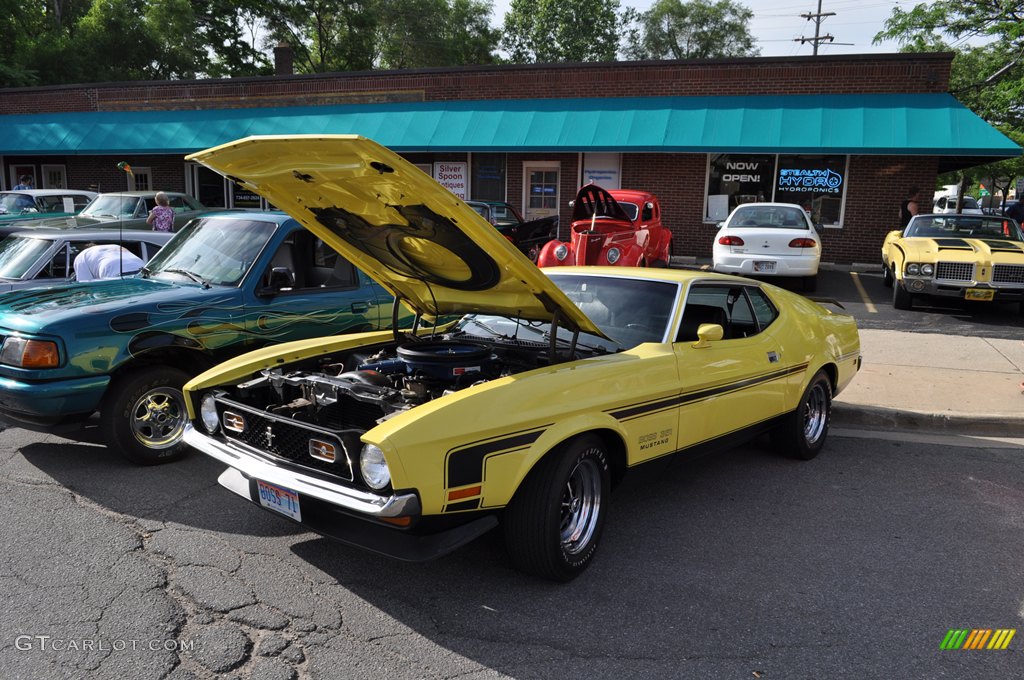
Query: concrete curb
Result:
<box><xmin>832</xmin><ymin>402</ymin><xmax>1024</xmax><ymax>438</ymax></box>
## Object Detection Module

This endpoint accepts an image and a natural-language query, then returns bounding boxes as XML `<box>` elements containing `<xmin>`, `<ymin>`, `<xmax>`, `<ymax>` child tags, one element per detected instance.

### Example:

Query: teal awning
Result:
<box><xmin>0</xmin><ymin>94</ymin><xmax>1018</xmax><ymax>158</ymax></box>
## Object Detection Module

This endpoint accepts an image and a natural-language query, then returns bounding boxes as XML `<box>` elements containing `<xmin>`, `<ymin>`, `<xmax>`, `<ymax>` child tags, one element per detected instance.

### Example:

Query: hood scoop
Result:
<box><xmin>932</xmin><ymin>238</ymin><xmax>973</xmax><ymax>251</ymax></box>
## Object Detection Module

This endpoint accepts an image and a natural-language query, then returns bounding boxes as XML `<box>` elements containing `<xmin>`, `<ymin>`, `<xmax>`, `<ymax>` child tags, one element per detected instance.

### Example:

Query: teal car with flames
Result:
<box><xmin>0</xmin><ymin>211</ymin><xmax>396</xmax><ymax>464</ymax></box>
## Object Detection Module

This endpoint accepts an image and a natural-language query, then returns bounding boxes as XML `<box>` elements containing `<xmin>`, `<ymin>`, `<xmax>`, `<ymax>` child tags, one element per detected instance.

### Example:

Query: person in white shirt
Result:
<box><xmin>73</xmin><ymin>244</ymin><xmax>145</xmax><ymax>282</ymax></box>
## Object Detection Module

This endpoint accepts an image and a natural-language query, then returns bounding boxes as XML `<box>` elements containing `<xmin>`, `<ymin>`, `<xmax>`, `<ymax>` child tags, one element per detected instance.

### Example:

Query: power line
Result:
<box><xmin>794</xmin><ymin>0</ymin><xmax>836</xmax><ymax>56</ymax></box>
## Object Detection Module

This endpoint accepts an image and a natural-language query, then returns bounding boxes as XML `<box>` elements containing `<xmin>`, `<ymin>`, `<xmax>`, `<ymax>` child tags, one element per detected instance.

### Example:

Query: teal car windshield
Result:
<box><xmin>145</xmin><ymin>217</ymin><xmax>277</xmax><ymax>286</ymax></box>
<box><xmin>0</xmin><ymin>236</ymin><xmax>51</xmax><ymax>279</ymax></box>
<box><xmin>80</xmin><ymin>195</ymin><xmax>141</xmax><ymax>218</ymax></box>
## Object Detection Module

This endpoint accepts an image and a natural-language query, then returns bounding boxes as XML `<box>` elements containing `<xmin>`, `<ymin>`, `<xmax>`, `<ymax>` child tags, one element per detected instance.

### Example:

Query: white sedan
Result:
<box><xmin>712</xmin><ymin>202</ymin><xmax>822</xmax><ymax>291</ymax></box>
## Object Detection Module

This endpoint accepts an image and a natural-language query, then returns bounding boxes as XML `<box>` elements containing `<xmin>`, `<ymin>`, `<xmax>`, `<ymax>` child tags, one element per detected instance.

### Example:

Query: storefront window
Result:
<box><xmin>471</xmin><ymin>154</ymin><xmax>506</xmax><ymax>201</ymax></box>
<box><xmin>705</xmin><ymin>153</ymin><xmax>848</xmax><ymax>226</ymax></box>
<box><xmin>775</xmin><ymin>155</ymin><xmax>846</xmax><ymax>226</ymax></box>
<box><xmin>706</xmin><ymin>154</ymin><xmax>776</xmax><ymax>221</ymax></box>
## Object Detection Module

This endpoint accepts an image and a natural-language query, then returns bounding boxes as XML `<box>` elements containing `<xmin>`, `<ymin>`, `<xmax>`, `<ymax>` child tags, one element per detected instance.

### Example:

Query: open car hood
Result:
<box><xmin>187</xmin><ymin>135</ymin><xmax>605</xmax><ymax>337</ymax></box>
<box><xmin>571</xmin><ymin>184</ymin><xmax>633</xmax><ymax>224</ymax></box>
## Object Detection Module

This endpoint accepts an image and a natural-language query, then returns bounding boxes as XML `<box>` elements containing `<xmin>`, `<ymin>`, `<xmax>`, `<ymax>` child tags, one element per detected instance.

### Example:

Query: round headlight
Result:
<box><xmin>921</xmin><ymin>264</ymin><xmax>934</xmax><ymax>276</ymax></box>
<box><xmin>606</xmin><ymin>247</ymin><xmax>621</xmax><ymax>264</ymax></box>
<box><xmin>906</xmin><ymin>263</ymin><xmax>920</xmax><ymax>275</ymax></box>
<box><xmin>360</xmin><ymin>444</ymin><xmax>391</xmax><ymax>490</ymax></box>
<box><xmin>554</xmin><ymin>244</ymin><xmax>568</xmax><ymax>261</ymax></box>
<box><xmin>200</xmin><ymin>393</ymin><xmax>220</xmax><ymax>433</ymax></box>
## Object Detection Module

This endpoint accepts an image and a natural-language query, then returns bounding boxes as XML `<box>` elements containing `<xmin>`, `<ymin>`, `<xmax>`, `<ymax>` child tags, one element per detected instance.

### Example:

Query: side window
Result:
<box><xmin>641</xmin><ymin>203</ymin><xmax>653</xmax><ymax>221</ymax></box>
<box><xmin>746</xmin><ymin>287</ymin><xmax>778</xmax><ymax>330</ymax></box>
<box><xmin>676</xmin><ymin>284</ymin><xmax>768</xmax><ymax>342</ymax></box>
<box><xmin>168</xmin><ymin>196</ymin><xmax>188</xmax><ymax>211</ymax></box>
<box><xmin>73</xmin><ymin>194</ymin><xmax>92</xmax><ymax>210</ymax></box>
<box><xmin>310</xmin><ymin>239</ymin><xmax>357</xmax><ymax>288</ymax></box>
<box><xmin>42</xmin><ymin>244</ymin><xmax>70</xmax><ymax>279</ymax></box>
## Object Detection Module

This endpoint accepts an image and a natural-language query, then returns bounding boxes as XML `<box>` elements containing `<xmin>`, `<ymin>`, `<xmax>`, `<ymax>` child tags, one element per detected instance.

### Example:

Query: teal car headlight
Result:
<box><xmin>200</xmin><ymin>393</ymin><xmax>220</xmax><ymax>433</ymax></box>
<box><xmin>360</xmin><ymin>444</ymin><xmax>391</xmax><ymax>490</ymax></box>
<box><xmin>0</xmin><ymin>336</ymin><xmax>59</xmax><ymax>368</ymax></box>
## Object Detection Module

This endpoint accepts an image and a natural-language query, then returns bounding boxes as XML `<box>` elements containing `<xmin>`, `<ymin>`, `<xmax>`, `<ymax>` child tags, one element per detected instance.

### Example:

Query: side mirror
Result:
<box><xmin>568</xmin><ymin>199</ymin><xmax>576</xmax><ymax>208</ymax></box>
<box><xmin>814</xmin><ymin>223</ymin><xmax>823</xmax><ymax>233</ymax></box>
<box><xmin>260</xmin><ymin>267</ymin><xmax>294</xmax><ymax>295</ymax></box>
<box><xmin>691</xmin><ymin>323</ymin><xmax>724</xmax><ymax>349</ymax></box>
<box><xmin>716</xmin><ymin>221</ymin><xmax>725</xmax><ymax>230</ymax></box>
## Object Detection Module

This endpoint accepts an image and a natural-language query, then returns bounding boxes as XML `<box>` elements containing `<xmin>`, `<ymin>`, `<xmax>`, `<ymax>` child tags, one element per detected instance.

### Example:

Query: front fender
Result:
<box><xmin>537</xmin><ymin>240</ymin><xmax>570</xmax><ymax>267</ymax></box>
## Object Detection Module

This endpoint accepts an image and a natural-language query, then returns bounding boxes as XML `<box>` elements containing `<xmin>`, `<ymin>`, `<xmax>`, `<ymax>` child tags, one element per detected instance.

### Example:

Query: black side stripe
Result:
<box><xmin>609</xmin><ymin>363</ymin><xmax>809</xmax><ymax>421</ymax></box>
<box><xmin>444</xmin><ymin>499</ymin><xmax>481</xmax><ymax>512</ymax></box>
<box><xmin>446</xmin><ymin>426</ymin><xmax>549</xmax><ymax>488</ymax></box>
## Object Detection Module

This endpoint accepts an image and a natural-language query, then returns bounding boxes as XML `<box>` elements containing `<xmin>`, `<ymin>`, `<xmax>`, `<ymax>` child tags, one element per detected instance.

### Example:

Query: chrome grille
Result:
<box><xmin>992</xmin><ymin>264</ymin><xmax>1024</xmax><ymax>285</ymax></box>
<box><xmin>935</xmin><ymin>262</ymin><xmax>974</xmax><ymax>282</ymax></box>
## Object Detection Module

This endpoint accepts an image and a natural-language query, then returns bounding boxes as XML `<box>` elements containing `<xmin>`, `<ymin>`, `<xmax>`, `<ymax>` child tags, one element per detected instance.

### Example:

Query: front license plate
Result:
<box><xmin>753</xmin><ymin>261</ymin><xmax>776</xmax><ymax>273</ymax></box>
<box><xmin>964</xmin><ymin>289</ymin><xmax>995</xmax><ymax>301</ymax></box>
<box><xmin>256</xmin><ymin>480</ymin><xmax>302</xmax><ymax>521</ymax></box>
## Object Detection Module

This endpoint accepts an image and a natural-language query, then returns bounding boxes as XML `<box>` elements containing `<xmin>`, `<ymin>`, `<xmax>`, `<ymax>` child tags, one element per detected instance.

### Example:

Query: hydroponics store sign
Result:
<box><xmin>777</xmin><ymin>167</ymin><xmax>844</xmax><ymax>194</ymax></box>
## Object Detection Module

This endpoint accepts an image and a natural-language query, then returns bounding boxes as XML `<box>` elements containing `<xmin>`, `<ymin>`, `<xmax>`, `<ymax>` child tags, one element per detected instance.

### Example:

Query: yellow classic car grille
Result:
<box><xmin>992</xmin><ymin>264</ymin><xmax>1024</xmax><ymax>285</ymax></box>
<box><xmin>935</xmin><ymin>262</ymin><xmax>974</xmax><ymax>282</ymax></box>
<box><xmin>215</xmin><ymin>400</ymin><xmax>357</xmax><ymax>481</ymax></box>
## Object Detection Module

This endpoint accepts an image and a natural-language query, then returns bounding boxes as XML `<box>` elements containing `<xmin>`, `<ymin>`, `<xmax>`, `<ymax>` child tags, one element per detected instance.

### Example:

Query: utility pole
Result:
<box><xmin>794</xmin><ymin>0</ymin><xmax>835</xmax><ymax>55</ymax></box>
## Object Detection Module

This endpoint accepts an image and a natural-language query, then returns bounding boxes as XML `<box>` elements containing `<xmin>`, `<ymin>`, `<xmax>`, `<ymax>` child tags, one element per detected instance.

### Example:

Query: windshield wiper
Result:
<box><xmin>163</xmin><ymin>268</ymin><xmax>210</xmax><ymax>288</ymax></box>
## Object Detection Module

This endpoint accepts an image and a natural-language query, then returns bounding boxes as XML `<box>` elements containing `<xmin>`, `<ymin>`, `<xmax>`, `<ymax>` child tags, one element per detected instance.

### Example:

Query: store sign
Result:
<box><xmin>582</xmin><ymin>153</ymin><xmax>621</xmax><ymax>190</ymax></box>
<box><xmin>721</xmin><ymin>161</ymin><xmax>765</xmax><ymax>183</ymax></box>
<box><xmin>777</xmin><ymin>167</ymin><xmax>844</xmax><ymax>194</ymax></box>
<box><xmin>434</xmin><ymin>162</ymin><xmax>468</xmax><ymax>199</ymax></box>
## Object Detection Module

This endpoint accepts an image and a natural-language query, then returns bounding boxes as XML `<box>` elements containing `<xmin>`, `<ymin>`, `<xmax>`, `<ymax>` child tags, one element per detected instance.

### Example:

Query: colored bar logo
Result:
<box><xmin>940</xmin><ymin>629</ymin><xmax>1015</xmax><ymax>650</ymax></box>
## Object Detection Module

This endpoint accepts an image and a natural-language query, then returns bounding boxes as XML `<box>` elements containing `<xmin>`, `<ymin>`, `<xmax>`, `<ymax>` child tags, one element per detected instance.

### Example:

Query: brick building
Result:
<box><xmin>0</xmin><ymin>53</ymin><xmax>1019</xmax><ymax>264</ymax></box>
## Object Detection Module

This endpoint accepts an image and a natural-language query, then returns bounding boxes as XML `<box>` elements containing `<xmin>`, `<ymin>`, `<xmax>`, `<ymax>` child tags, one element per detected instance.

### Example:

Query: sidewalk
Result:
<box><xmin>832</xmin><ymin>329</ymin><xmax>1024</xmax><ymax>437</ymax></box>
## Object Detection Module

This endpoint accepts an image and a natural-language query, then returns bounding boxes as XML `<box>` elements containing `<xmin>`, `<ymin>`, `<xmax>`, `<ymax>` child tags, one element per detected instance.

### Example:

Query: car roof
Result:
<box><xmin>94</xmin><ymin>191</ymin><xmax>191</xmax><ymax>198</ymax></box>
<box><xmin>6</xmin><ymin>228</ymin><xmax>175</xmax><ymax>243</ymax></box>
<box><xmin>542</xmin><ymin>265</ymin><xmax>754</xmax><ymax>287</ymax></box>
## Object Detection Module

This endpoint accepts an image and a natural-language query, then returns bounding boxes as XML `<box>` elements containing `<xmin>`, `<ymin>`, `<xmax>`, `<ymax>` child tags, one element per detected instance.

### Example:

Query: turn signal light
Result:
<box><xmin>447</xmin><ymin>485</ymin><xmax>482</xmax><ymax>502</ymax></box>
<box><xmin>378</xmin><ymin>516</ymin><xmax>412</xmax><ymax>527</ymax></box>
<box><xmin>789</xmin><ymin>238</ymin><xmax>817</xmax><ymax>248</ymax></box>
<box><xmin>0</xmin><ymin>337</ymin><xmax>59</xmax><ymax>368</ymax></box>
<box><xmin>718</xmin><ymin>236</ymin><xmax>745</xmax><ymax>246</ymax></box>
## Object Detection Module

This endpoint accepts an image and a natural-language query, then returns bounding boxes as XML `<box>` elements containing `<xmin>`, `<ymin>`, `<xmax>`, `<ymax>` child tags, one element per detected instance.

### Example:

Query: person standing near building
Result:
<box><xmin>146</xmin><ymin>191</ymin><xmax>175</xmax><ymax>232</ymax></box>
<box><xmin>12</xmin><ymin>175</ymin><xmax>34</xmax><ymax>190</ymax></box>
<box><xmin>900</xmin><ymin>187</ymin><xmax>921</xmax><ymax>227</ymax></box>
<box><xmin>74</xmin><ymin>244</ymin><xmax>145</xmax><ymax>281</ymax></box>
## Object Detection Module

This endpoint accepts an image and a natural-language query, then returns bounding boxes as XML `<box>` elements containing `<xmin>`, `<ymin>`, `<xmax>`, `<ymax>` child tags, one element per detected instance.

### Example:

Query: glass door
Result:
<box><xmin>523</xmin><ymin>164</ymin><xmax>559</xmax><ymax>222</ymax></box>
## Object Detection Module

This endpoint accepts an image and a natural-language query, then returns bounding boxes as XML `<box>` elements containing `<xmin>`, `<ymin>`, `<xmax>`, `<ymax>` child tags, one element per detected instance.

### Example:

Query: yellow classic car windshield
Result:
<box><xmin>186</xmin><ymin>135</ymin><xmax>606</xmax><ymax>338</ymax></box>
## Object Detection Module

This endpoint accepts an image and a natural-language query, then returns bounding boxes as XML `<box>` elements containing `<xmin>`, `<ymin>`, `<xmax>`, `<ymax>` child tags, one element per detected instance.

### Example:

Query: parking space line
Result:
<box><xmin>850</xmin><ymin>272</ymin><xmax>877</xmax><ymax>313</ymax></box>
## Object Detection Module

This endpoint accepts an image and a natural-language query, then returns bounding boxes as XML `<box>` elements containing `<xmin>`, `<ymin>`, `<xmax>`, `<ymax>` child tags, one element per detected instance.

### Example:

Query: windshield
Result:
<box><xmin>906</xmin><ymin>215</ymin><xmax>1024</xmax><ymax>241</ymax></box>
<box><xmin>145</xmin><ymin>217</ymin><xmax>277</xmax><ymax>286</ymax></box>
<box><xmin>80</xmin><ymin>195</ymin><xmax>140</xmax><ymax>218</ymax></box>
<box><xmin>728</xmin><ymin>205</ymin><xmax>808</xmax><ymax>229</ymax></box>
<box><xmin>0</xmin><ymin>193</ymin><xmax>36</xmax><ymax>215</ymax></box>
<box><xmin>0</xmin><ymin>236</ymin><xmax>53</xmax><ymax>279</ymax></box>
<box><xmin>617</xmin><ymin>202</ymin><xmax>639</xmax><ymax>221</ymax></box>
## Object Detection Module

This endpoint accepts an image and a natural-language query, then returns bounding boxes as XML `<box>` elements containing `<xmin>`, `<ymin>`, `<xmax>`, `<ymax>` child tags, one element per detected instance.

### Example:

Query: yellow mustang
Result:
<box><xmin>181</xmin><ymin>135</ymin><xmax>860</xmax><ymax>581</ymax></box>
<box><xmin>881</xmin><ymin>213</ymin><xmax>1024</xmax><ymax>312</ymax></box>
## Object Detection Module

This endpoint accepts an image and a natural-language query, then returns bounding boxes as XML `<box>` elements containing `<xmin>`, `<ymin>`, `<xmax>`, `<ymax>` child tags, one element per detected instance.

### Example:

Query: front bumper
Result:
<box><xmin>900</xmin><ymin>277</ymin><xmax>1024</xmax><ymax>301</ymax></box>
<box><xmin>183</xmin><ymin>426</ymin><xmax>498</xmax><ymax>561</ymax></box>
<box><xmin>0</xmin><ymin>374</ymin><xmax>109</xmax><ymax>429</ymax></box>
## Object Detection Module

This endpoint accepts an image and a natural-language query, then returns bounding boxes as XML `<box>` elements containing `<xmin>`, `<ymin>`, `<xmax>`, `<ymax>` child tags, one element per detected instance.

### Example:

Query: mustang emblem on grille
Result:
<box><xmin>264</xmin><ymin>425</ymin><xmax>275</xmax><ymax>448</ymax></box>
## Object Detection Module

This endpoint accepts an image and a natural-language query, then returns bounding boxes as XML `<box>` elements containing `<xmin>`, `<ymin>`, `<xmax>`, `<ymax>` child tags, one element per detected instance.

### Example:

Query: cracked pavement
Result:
<box><xmin>1</xmin><ymin>424</ymin><xmax>1023</xmax><ymax>678</ymax></box>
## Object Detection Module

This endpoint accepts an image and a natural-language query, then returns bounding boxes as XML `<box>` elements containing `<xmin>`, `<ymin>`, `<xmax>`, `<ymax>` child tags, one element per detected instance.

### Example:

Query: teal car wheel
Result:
<box><xmin>101</xmin><ymin>366</ymin><xmax>190</xmax><ymax>465</ymax></box>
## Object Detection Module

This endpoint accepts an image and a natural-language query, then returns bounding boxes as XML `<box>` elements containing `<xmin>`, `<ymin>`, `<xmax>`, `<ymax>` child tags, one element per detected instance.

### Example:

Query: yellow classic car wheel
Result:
<box><xmin>771</xmin><ymin>370</ymin><xmax>832</xmax><ymax>461</ymax></box>
<box><xmin>882</xmin><ymin>265</ymin><xmax>893</xmax><ymax>289</ymax></box>
<box><xmin>504</xmin><ymin>435</ymin><xmax>610</xmax><ymax>582</ymax></box>
<box><xmin>892</xmin><ymin>280</ymin><xmax>913</xmax><ymax>310</ymax></box>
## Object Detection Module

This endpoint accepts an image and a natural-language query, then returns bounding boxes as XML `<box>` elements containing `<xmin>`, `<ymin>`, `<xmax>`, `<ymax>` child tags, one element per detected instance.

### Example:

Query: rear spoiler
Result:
<box><xmin>805</xmin><ymin>297</ymin><xmax>846</xmax><ymax>310</ymax></box>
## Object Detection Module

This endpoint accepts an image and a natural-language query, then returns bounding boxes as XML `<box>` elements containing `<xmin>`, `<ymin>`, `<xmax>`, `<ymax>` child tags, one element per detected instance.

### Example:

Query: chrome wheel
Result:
<box><xmin>559</xmin><ymin>455</ymin><xmax>603</xmax><ymax>556</ymax></box>
<box><xmin>129</xmin><ymin>386</ymin><xmax>186</xmax><ymax>449</ymax></box>
<box><xmin>802</xmin><ymin>382</ymin><xmax>829</xmax><ymax>446</ymax></box>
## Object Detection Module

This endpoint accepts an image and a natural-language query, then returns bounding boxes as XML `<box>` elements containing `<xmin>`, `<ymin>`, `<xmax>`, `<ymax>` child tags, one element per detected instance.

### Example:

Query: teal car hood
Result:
<box><xmin>0</xmin><ymin>278</ymin><xmax>234</xmax><ymax>334</ymax></box>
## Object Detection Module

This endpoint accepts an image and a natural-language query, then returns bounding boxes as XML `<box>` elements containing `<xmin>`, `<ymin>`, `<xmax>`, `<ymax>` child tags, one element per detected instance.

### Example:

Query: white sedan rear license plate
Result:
<box><xmin>256</xmin><ymin>480</ymin><xmax>302</xmax><ymax>521</ymax></box>
<box><xmin>754</xmin><ymin>261</ymin><xmax>776</xmax><ymax>273</ymax></box>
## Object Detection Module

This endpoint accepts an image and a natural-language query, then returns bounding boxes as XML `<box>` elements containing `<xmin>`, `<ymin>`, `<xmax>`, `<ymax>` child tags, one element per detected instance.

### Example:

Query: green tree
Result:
<box><xmin>623</xmin><ymin>0</ymin><xmax>759</xmax><ymax>61</ymax></box>
<box><xmin>376</xmin><ymin>0</ymin><xmax>499</xmax><ymax>69</ymax></box>
<box><xmin>501</xmin><ymin>0</ymin><xmax>622</xmax><ymax>63</ymax></box>
<box><xmin>261</xmin><ymin>0</ymin><xmax>380</xmax><ymax>73</ymax></box>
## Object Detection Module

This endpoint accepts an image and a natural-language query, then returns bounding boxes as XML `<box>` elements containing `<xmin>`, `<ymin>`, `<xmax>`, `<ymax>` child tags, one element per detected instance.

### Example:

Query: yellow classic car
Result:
<box><xmin>881</xmin><ymin>213</ymin><xmax>1024</xmax><ymax>312</ymax></box>
<box><xmin>182</xmin><ymin>135</ymin><xmax>861</xmax><ymax>581</ymax></box>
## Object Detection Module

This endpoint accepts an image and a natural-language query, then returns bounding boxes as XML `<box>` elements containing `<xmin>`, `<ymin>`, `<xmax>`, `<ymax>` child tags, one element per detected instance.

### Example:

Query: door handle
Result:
<box><xmin>351</xmin><ymin>301</ymin><xmax>370</xmax><ymax>313</ymax></box>
<box><xmin>767</xmin><ymin>351</ymin><xmax>780</xmax><ymax>363</ymax></box>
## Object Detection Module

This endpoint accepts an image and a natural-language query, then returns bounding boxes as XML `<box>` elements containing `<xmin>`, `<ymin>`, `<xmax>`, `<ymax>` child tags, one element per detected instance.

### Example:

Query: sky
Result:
<box><xmin>489</xmin><ymin>0</ymin><xmax>918</xmax><ymax>57</ymax></box>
